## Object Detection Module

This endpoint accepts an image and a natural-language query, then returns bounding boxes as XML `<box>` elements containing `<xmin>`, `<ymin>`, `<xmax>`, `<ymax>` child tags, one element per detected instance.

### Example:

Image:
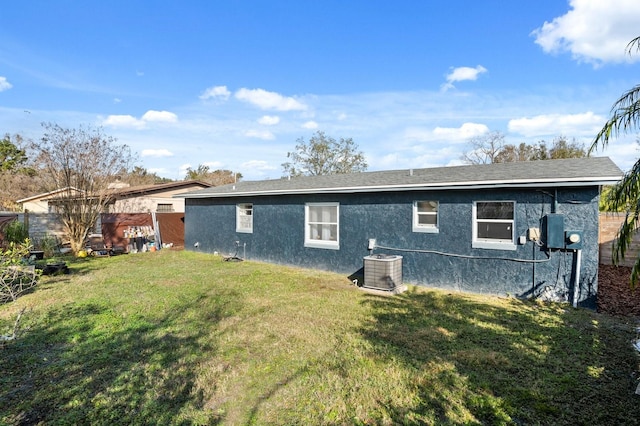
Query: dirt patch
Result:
<box><xmin>598</xmin><ymin>264</ymin><xmax>640</xmax><ymax>316</ymax></box>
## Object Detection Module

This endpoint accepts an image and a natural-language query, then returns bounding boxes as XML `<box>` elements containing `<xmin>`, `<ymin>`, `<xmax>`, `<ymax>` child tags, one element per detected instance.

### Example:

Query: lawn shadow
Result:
<box><xmin>359</xmin><ymin>287</ymin><xmax>640</xmax><ymax>425</ymax></box>
<box><xmin>0</xmin><ymin>294</ymin><xmax>238</xmax><ymax>425</ymax></box>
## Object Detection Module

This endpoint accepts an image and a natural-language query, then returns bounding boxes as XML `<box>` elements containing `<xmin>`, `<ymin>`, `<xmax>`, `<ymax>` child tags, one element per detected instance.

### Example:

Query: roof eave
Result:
<box><xmin>179</xmin><ymin>176</ymin><xmax>622</xmax><ymax>199</ymax></box>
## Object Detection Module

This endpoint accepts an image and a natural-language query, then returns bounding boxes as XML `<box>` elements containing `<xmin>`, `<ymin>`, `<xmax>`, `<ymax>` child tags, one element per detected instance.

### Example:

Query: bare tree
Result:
<box><xmin>31</xmin><ymin>123</ymin><xmax>133</xmax><ymax>253</ymax></box>
<box><xmin>282</xmin><ymin>131</ymin><xmax>367</xmax><ymax>177</ymax></box>
<box><xmin>463</xmin><ymin>132</ymin><xmax>586</xmax><ymax>165</ymax></box>
<box><xmin>461</xmin><ymin>131</ymin><xmax>506</xmax><ymax>164</ymax></box>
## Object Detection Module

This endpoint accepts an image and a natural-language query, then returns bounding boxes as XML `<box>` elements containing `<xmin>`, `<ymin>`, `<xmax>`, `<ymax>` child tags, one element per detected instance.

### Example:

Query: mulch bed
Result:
<box><xmin>598</xmin><ymin>264</ymin><xmax>640</xmax><ymax>316</ymax></box>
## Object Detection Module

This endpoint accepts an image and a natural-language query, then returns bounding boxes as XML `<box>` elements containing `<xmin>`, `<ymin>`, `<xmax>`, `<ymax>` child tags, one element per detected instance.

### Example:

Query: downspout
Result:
<box><xmin>531</xmin><ymin>242</ymin><xmax>536</xmax><ymax>296</ymax></box>
<box><xmin>572</xmin><ymin>249</ymin><xmax>582</xmax><ymax>308</ymax></box>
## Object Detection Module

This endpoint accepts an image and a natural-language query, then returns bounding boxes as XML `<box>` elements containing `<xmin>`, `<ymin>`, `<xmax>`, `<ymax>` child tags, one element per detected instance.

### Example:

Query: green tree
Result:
<box><xmin>590</xmin><ymin>36</ymin><xmax>640</xmax><ymax>284</ymax></box>
<box><xmin>282</xmin><ymin>131</ymin><xmax>367</xmax><ymax>177</ymax></box>
<box><xmin>0</xmin><ymin>135</ymin><xmax>29</xmax><ymax>172</ymax></box>
<box><xmin>494</xmin><ymin>141</ymin><xmax>543</xmax><ymax>163</ymax></box>
<box><xmin>120</xmin><ymin>166</ymin><xmax>172</xmax><ymax>186</ymax></box>
<box><xmin>0</xmin><ymin>134</ymin><xmax>39</xmax><ymax>211</ymax></box>
<box><xmin>548</xmin><ymin>136</ymin><xmax>586</xmax><ymax>159</ymax></box>
<box><xmin>184</xmin><ymin>165</ymin><xmax>241</xmax><ymax>186</ymax></box>
<box><xmin>31</xmin><ymin>123</ymin><xmax>133</xmax><ymax>254</ymax></box>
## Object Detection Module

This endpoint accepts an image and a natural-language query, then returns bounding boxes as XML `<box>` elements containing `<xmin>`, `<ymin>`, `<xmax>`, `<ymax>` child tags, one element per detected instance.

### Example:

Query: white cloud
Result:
<box><xmin>103</xmin><ymin>110</ymin><xmax>178</xmax><ymax>129</ymax></box>
<box><xmin>508</xmin><ymin>112</ymin><xmax>604</xmax><ymax>137</ymax></box>
<box><xmin>103</xmin><ymin>114</ymin><xmax>146</xmax><ymax>129</ymax></box>
<box><xmin>432</xmin><ymin>122</ymin><xmax>490</xmax><ymax>141</ymax></box>
<box><xmin>244</xmin><ymin>129</ymin><xmax>275</xmax><ymax>140</ymax></box>
<box><xmin>141</xmin><ymin>110</ymin><xmax>178</xmax><ymax>123</ymax></box>
<box><xmin>113</xmin><ymin>98</ymin><xmax>122</xmax><ymax>104</ymax></box>
<box><xmin>532</xmin><ymin>0</ymin><xmax>640</xmax><ymax>65</ymax></box>
<box><xmin>141</xmin><ymin>149</ymin><xmax>174</xmax><ymax>157</ymax></box>
<box><xmin>258</xmin><ymin>115</ymin><xmax>280</xmax><ymax>125</ymax></box>
<box><xmin>200</xmin><ymin>85</ymin><xmax>231</xmax><ymax>101</ymax></box>
<box><xmin>302</xmin><ymin>120</ymin><xmax>318</xmax><ymax>129</ymax></box>
<box><xmin>441</xmin><ymin>65</ymin><xmax>487</xmax><ymax>91</ymax></box>
<box><xmin>0</xmin><ymin>77</ymin><xmax>13</xmax><ymax>92</ymax></box>
<box><xmin>235</xmin><ymin>88</ymin><xmax>307</xmax><ymax>111</ymax></box>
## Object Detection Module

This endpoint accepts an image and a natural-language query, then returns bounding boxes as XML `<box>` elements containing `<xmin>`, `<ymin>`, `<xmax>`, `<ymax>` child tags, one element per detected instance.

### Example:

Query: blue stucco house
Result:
<box><xmin>179</xmin><ymin>157</ymin><xmax>622</xmax><ymax>308</ymax></box>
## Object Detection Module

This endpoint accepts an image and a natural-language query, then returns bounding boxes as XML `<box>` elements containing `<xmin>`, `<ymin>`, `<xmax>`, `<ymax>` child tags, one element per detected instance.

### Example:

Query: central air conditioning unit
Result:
<box><xmin>363</xmin><ymin>254</ymin><xmax>403</xmax><ymax>291</ymax></box>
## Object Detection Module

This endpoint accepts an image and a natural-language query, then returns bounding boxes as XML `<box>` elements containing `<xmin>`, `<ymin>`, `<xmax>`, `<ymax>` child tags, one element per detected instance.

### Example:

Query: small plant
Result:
<box><xmin>3</xmin><ymin>219</ymin><xmax>29</xmax><ymax>245</ymax></box>
<box><xmin>35</xmin><ymin>233</ymin><xmax>60</xmax><ymax>258</ymax></box>
<box><xmin>1</xmin><ymin>239</ymin><xmax>32</xmax><ymax>267</ymax></box>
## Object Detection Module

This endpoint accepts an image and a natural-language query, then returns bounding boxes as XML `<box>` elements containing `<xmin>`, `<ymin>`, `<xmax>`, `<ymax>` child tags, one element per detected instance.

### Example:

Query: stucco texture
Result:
<box><xmin>185</xmin><ymin>186</ymin><xmax>600</xmax><ymax>307</ymax></box>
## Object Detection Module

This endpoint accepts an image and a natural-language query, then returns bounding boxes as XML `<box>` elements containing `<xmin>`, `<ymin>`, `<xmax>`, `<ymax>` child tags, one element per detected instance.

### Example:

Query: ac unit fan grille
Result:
<box><xmin>363</xmin><ymin>255</ymin><xmax>403</xmax><ymax>290</ymax></box>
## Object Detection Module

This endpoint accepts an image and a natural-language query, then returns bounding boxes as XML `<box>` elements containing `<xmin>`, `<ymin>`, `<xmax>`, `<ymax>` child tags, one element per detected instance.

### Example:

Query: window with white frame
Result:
<box><xmin>413</xmin><ymin>200</ymin><xmax>438</xmax><ymax>233</ymax></box>
<box><xmin>236</xmin><ymin>203</ymin><xmax>253</xmax><ymax>233</ymax></box>
<box><xmin>305</xmin><ymin>202</ymin><xmax>339</xmax><ymax>249</ymax></box>
<box><xmin>472</xmin><ymin>201</ymin><xmax>516</xmax><ymax>250</ymax></box>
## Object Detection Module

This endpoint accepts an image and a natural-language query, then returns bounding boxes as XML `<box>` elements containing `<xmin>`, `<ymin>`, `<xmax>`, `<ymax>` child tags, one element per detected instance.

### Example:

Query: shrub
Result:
<box><xmin>1</xmin><ymin>239</ymin><xmax>40</xmax><ymax>303</ymax></box>
<box><xmin>4</xmin><ymin>220</ymin><xmax>28</xmax><ymax>245</ymax></box>
<box><xmin>34</xmin><ymin>233</ymin><xmax>60</xmax><ymax>258</ymax></box>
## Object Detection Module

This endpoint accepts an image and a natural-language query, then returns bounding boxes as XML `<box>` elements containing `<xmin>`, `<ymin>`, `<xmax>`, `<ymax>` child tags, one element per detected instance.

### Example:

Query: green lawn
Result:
<box><xmin>1</xmin><ymin>250</ymin><xmax>639</xmax><ymax>425</ymax></box>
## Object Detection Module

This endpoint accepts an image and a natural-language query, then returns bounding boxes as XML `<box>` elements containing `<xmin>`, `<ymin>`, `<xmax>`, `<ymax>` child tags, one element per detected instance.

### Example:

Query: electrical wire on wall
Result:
<box><xmin>373</xmin><ymin>244</ymin><xmax>551</xmax><ymax>264</ymax></box>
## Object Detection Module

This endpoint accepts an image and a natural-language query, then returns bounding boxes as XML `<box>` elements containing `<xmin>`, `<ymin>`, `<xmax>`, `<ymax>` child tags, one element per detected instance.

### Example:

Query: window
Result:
<box><xmin>413</xmin><ymin>200</ymin><xmax>438</xmax><ymax>233</ymax></box>
<box><xmin>472</xmin><ymin>201</ymin><xmax>516</xmax><ymax>250</ymax></box>
<box><xmin>156</xmin><ymin>203</ymin><xmax>174</xmax><ymax>213</ymax></box>
<box><xmin>305</xmin><ymin>203</ymin><xmax>339</xmax><ymax>249</ymax></box>
<box><xmin>236</xmin><ymin>203</ymin><xmax>253</xmax><ymax>233</ymax></box>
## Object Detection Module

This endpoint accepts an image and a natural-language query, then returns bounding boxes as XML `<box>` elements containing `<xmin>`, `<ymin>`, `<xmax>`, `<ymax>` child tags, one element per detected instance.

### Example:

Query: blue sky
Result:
<box><xmin>1</xmin><ymin>0</ymin><xmax>639</xmax><ymax>181</ymax></box>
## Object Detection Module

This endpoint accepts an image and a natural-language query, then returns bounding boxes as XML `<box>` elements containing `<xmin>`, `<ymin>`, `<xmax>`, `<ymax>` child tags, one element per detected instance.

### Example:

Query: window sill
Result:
<box><xmin>412</xmin><ymin>226</ymin><xmax>439</xmax><ymax>234</ymax></box>
<box><xmin>305</xmin><ymin>240</ymin><xmax>340</xmax><ymax>250</ymax></box>
<box><xmin>472</xmin><ymin>241</ymin><xmax>517</xmax><ymax>251</ymax></box>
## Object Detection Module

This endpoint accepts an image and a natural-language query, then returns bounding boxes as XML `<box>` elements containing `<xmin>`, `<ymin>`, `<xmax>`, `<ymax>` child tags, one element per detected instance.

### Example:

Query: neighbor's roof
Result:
<box><xmin>111</xmin><ymin>180</ymin><xmax>211</xmax><ymax>198</ymax></box>
<box><xmin>17</xmin><ymin>187</ymin><xmax>84</xmax><ymax>204</ymax></box>
<box><xmin>178</xmin><ymin>157</ymin><xmax>623</xmax><ymax>199</ymax></box>
<box><xmin>17</xmin><ymin>181</ymin><xmax>212</xmax><ymax>204</ymax></box>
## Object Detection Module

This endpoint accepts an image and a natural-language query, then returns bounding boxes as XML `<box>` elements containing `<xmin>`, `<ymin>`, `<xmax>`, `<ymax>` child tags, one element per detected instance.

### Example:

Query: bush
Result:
<box><xmin>4</xmin><ymin>220</ymin><xmax>28</xmax><ymax>245</ymax></box>
<box><xmin>1</xmin><ymin>239</ymin><xmax>40</xmax><ymax>303</ymax></box>
<box><xmin>34</xmin><ymin>233</ymin><xmax>59</xmax><ymax>258</ymax></box>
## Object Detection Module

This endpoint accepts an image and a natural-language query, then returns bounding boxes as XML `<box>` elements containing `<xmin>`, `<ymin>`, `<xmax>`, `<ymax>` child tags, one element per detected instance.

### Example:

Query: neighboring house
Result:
<box><xmin>17</xmin><ymin>181</ymin><xmax>211</xmax><ymax>214</ymax></box>
<box><xmin>16</xmin><ymin>187</ymin><xmax>84</xmax><ymax>213</ymax></box>
<box><xmin>179</xmin><ymin>157</ymin><xmax>622</xmax><ymax>308</ymax></box>
<box><xmin>104</xmin><ymin>180</ymin><xmax>212</xmax><ymax>213</ymax></box>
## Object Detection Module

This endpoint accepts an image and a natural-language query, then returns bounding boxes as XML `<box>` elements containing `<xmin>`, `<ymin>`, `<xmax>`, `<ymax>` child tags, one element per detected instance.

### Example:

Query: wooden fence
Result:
<box><xmin>599</xmin><ymin>212</ymin><xmax>640</xmax><ymax>267</ymax></box>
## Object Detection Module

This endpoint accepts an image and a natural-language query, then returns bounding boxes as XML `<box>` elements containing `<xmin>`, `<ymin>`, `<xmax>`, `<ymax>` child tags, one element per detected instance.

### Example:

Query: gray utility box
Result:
<box><xmin>363</xmin><ymin>254</ymin><xmax>403</xmax><ymax>290</ymax></box>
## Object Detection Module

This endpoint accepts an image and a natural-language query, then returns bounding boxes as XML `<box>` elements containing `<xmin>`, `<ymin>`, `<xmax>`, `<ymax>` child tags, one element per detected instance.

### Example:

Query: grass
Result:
<box><xmin>1</xmin><ymin>249</ymin><xmax>639</xmax><ymax>425</ymax></box>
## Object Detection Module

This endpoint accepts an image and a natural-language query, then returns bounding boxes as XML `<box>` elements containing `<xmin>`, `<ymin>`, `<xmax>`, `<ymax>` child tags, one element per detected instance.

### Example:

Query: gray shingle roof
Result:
<box><xmin>179</xmin><ymin>157</ymin><xmax>623</xmax><ymax>199</ymax></box>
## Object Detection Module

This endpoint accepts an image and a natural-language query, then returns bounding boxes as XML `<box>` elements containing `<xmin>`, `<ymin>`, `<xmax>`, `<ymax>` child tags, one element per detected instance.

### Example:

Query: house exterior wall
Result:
<box><xmin>113</xmin><ymin>192</ymin><xmax>189</xmax><ymax>213</ymax></box>
<box><xmin>184</xmin><ymin>186</ymin><xmax>600</xmax><ymax>307</ymax></box>
<box><xmin>22</xmin><ymin>200</ymin><xmax>49</xmax><ymax>213</ymax></box>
